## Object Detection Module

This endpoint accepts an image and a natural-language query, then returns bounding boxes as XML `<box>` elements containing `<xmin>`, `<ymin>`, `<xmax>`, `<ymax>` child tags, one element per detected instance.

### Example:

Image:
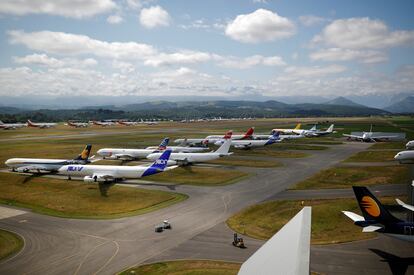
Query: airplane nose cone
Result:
<box><xmin>5</xmin><ymin>159</ymin><xmax>11</xmax><ymax>166</ymax></box>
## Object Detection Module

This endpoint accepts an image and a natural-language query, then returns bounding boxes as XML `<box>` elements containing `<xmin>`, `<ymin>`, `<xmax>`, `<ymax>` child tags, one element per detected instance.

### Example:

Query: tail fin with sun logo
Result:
<box><xmin>74</xmin><ymin>144</ymin><xmax>92</xmax><ymax>162</ymax></box>
<box><xmin>352</xmin><ymin>186</ymin><xmax>401</xmax><ymax>224</ymax></box>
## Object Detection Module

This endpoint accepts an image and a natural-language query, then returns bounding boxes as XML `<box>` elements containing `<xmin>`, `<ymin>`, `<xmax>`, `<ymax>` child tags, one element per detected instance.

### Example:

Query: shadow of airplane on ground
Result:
<box><xmin>370</xmin><ymin>248</ymin><xmax>414</xmax><ymax>275</ymax></box>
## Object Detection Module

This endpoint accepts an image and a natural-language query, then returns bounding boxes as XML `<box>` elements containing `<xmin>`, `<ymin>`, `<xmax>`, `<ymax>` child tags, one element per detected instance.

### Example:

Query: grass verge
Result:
<box><xmin>369</xmin><ymin>141</ymin><xmax>406</xmax><ymax>150</ymax></box>
<box><xmin>121</xmin><ymin>260</ymin><xmax>241</xmax><ymax>275</ymax></box>
<box><xmin>292</xmin><ymin>166</ymin><xmax>408</xmax><ymax>190</ymax></box>
<box><xmin>0</xmin><ymin>229</ymin><xmax>24</xmax><ymax>260</ymax></box>
<box><xmin>146</xmin><ymin>167</ymin><xmax>250</xmax><ymax>186</ymax></box>
<box><xmin>0</xmin><ymin>173</ymin><xmax>187</xmax><ymax>219</ymax></box>
<box><xmin>209</xmin><ymin>157</ymin><xmax>282</xmax><ymax>168</ymax></box>
<box><xmin>344</xmin><ymin>150</ymin><xmax>398</xmax><ymax>162</ymax></box>
<box><xmin>237</xmin><ymin>149</ymin><xmax>309</xmax><ymax>158</ymax></box>
<box><xmin>227</xmin><ymin>197</ymin><xmax>400</xmax><ymax>244</ymax></box>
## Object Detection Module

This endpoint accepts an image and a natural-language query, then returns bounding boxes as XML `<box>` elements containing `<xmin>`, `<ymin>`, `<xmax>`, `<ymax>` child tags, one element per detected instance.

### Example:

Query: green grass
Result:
<box><xmin>145</xmin><ymin>167</ymin><xmax>249</xmax><ymax>186</ymax></box>
<box><xmin>0</xmin><ymin>173</ymin><xmax>187</xmax><ymax>219</ymax></box>
<box><xmin>369</xmin><ymin>141</ymin><xmax>406</xmax><ymax>150</ymax></box>
<box><xmin>344</xmin><ymin>150</ymin><xmax>398</xmax><ymax>162</ymax></box>
<box><xmin>0</xmin><ymin>229</ymin><xmax>24</xmax><ymax>260</ymax></box>
<box><xmin>271</xmin><ymin>143</ymin><xmax>329</xmax><ymax>150</ymax></box>
<box><xmin>292</xmin><ymin>166</ymin><xmax>409</xmax><ymax>190</ymax></box>
<box><xmin>227</xmin><ymin>197</ymin><xmax>401</xmax><ymax>244</ymax></box>
<box><xmin>121</xmin><ymin>260</ymin><xmax>241</xmax><ymax>275</ymax></box>
<box><xmin>236</xmin><ymin>148</ymin><xmax>309</xmax><ymax>158</ymax></box>
<box><xmin>209</xmin><ymin>157</ymin><xmax>282</xmax><ymax>168</ymax></box>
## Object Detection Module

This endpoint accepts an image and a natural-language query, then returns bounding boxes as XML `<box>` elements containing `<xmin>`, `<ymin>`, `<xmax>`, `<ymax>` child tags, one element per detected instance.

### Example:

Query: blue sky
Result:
<box><xmin>0</xmin><ymin>0</ymin><xmax>413</xmax><ymax>103</ymax></box>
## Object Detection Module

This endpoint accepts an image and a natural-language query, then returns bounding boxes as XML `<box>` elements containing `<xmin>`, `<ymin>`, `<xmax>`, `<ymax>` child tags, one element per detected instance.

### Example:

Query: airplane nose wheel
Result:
<box><xmin>68</xmin><ymin>176</ymin><xmax>71</xmax><ymax>180</ymax></box>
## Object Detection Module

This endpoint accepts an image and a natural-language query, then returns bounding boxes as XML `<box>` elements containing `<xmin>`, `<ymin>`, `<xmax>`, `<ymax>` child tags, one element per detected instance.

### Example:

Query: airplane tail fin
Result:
<box><xmin>309</xmin><ymin>124</ymin><xmax>317</xmax><ymax>131</ymax></box>
<box><xmin>0</xmin><ymin>120</ymin><xmax>3</xmax><ymax>125</ymax></box>
<box><xmin>352</xmin><ymin>186</ymin><xmax>401</xmax><ymax>224</ymax></box>
<box><xmin>294</xmin><ymin>123</ymin><xmax>302</xmax><ymax>130</ymax></box>
<box><xmin>241</xmin><ymin>127</ymin><xmax>254</xmax><ymax>140</ymax></box>
<box><xmin>223</xmin><ymin>130</ymin><xmax>233</xmax><ymax>140</ymax></box>
<box><xmin>158</xmin><ymin>137</ymin><xmax>169</xmax><ymax>150</ymax></box>
<box><xmin>271</xmin><ymin>131</ymin><xmax>280</xmax><ymax>139</ymax></box>
<box><xmin>142</xmin><ymin>150</ymin><xmax>172</xmax><ymax>176</ymax></box>
<box><xmin>327</xmin><ymin>124</ymin><xmax>334</xmax><ymax>133</ymax></box>
<box><xmin>74</xmin><ymin>144</ymin><xmax>92</xmax><ymax>161</ymax></box>
<box><xmin>27</xmin><ymin>120</ymin><xmax>35</xmax><ymax>127</ymax></box>
<box><xmin>215</xmin><ymin>139</ymin><xmax>231</xmax><ymax>154</ymax></box>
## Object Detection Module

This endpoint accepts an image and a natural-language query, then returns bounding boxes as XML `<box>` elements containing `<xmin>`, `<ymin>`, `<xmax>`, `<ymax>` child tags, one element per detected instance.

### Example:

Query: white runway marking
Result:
<box><xmin>0</xmin><ymin>206</ymin><xmax>26</xmax><ymax>220</ymax></box>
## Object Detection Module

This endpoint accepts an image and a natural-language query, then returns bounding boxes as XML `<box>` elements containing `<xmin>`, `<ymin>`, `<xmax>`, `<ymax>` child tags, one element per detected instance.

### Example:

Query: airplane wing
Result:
<box><xmin>371</xmin><ymin>135</ymin><xmax>398</xmax><ymax>141</ymax></box>
<box><xmin>234</xmin><ymin>143</ymin><xmax>252</xmax><ymax>149</ymax></box>
<box><xmin>16</xmin><ymin>165</ymin><xmax>55</xmax><ymax>172</ymax></box>
<box><xmin>362</xmin><ymin>225</ymin><xmax>383</xmax><ymax>232</ymax></box>
<box><xmin>396</xmin><ymin>198</ymin><xmax>414</xmax><ymax>212</ymax></box>
<box><xmin>342</xmin><ymin>211</ymin><xmax>364</xmax><ymax>222</ymax></box>
<box><xmin>112</xmin><ymin>154</ymin><xmax>136</xmax><ymax>160</ymax></box>
<box><xmin>238</xmin><ymin>207</ymin><xmax>311</xmax><ymax>275</ymax></box>
<box><xmin>343</xmin><ymin>134</ymin><xmax>363</xmax><ymax>139</ymax></box>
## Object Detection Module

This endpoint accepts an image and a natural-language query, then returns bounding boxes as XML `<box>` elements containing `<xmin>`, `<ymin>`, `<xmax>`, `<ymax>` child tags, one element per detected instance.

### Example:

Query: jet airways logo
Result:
<box><xmin>67</xmin><ymin>166</ymin><xmax>84</xmax><ymax>172</ymax></box>
<box><xmin>361</xmin><ymin>196</ymin><xmax>380</xmax><ymax>217</ymax></box>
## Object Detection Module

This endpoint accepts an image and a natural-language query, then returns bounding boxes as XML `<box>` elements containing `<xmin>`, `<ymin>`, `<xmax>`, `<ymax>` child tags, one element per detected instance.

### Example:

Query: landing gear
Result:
<box><xmin>68</xmin><ymin>176</ymin><xmax>72</xmax><ymax>180</ymax></box>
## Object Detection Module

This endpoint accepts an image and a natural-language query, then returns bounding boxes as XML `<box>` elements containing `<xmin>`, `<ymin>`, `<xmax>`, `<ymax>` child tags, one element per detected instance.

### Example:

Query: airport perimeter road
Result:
<box><xmin>0</xmin><ymin>142</ymin><xmax>372</xmax><ymax>274</ymax></box>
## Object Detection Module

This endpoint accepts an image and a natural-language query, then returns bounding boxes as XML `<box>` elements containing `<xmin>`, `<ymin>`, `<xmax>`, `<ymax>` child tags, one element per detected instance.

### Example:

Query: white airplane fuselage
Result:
<box><xmin>147</xmin><ymin>152</ymin><xmax>228</xmax><ymax>163</ymax></box>
<box><xmin>146</xmin><ymin>146</ymin><xmax>208</xmax><ymax>153</ymax></box>
<box><xmin>58</xmin><ymin>164</ymin><xmax>148</xmax><ymax>179</ymax></box>
<box><xmin>97</xmin><ymin>148</ymin><xmax>155</xmax><ymax>160</ymax></box>
<box><xmin>394</xmin><ymin>150</ymin><xmax>414</xmax><ymax>164</ymax></box>
<box><xmin>406</xmin><ymin>140</ymin><xmax>414</xmax><ymax>150</ymax></box>
<box><xmin>5</xmin><ymin>158</ymin><xmax>80</xmax><ymax>172</ymax></box>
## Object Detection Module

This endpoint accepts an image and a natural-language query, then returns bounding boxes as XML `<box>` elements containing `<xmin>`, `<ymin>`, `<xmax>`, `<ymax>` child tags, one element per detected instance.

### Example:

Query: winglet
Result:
<box><xmin>396</xmin><ymin>198</ymin><xmax>414</xmax><ymax>212</ymax></box>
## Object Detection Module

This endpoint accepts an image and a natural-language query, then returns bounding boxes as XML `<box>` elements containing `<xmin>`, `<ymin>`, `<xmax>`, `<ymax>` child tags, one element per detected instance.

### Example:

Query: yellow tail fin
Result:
<box><xmin>294</xmin><ymin>123</ymin><xmax>301</xmax><ymax>130</ymax></box>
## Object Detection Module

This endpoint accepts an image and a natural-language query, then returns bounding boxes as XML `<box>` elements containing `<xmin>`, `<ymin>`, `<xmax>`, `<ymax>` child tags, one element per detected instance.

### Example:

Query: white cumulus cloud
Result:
<box><xmin>312</xmin><ymin>17</ymin><xmax>414</xmax><ymax>49</ymax></box>
<box><xmin>225</xmin><ymin>9</ymin><xmax>295</xmax><ymax>43</ymax></box>
<box><xmin>310</xmin><ymin>48</ymin><xmax>388</xmax><ymax>64</ymax></box>
<box><xmin>107</xmin><ymin>14</ymin><xmax>123</xmax><ymax>24</ymax></box>
<box><xmin>139</xmin><ymin>6</ymin><xmax>171</xmax><ymax>29</ymax></box>
<box><xmin>0</xmin><ymin>0</ymin><xmax>116</xmax><ymax>19</ymax></box>
<box><xmin>217</xmin><ymin>55</ymin><xmax>286</xmax><ymax>69</ymax></box>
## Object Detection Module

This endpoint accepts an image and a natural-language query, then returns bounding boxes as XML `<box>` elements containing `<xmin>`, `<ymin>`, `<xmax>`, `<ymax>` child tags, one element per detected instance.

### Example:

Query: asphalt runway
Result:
<box><xmin>0</xmin><ymin>141</ymin><xmax>411</xmax><ymax>274</ymax></box>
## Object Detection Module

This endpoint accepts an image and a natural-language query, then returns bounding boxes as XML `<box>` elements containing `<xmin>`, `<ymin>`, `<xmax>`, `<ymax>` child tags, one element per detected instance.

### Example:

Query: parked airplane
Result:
<box><xmin>303</xmin><ymin>124</ymin><xmax>335</xmax><ymax>137</ymax></box>
<box><xmin>214</xmin><ymin>132</ymin><xmax>282</xmax><ymax>149</ymax></box>
<box><xmin>59</xmin><ymin>149</ymin><xmax>176</xmax><ymax>182</ymax></box>
<box><xmin>0</xmin><ymin>120</ymin><xmax>26</xmax><ymax>130</ymax></box>
<box><xmin>147</xmin><ymin>139</ymin><xmax>232</xmax><ymax>165</ymax></box>
<box><xmin>174</xmin><ymin>128</ymin><xmax>254</xmax><ymax>146</ymax></box>
<box><xmin>394</xmin><ymin>150</ymin><xmax>414</xmax><ymax>164</ymax></box>
<box><xmin>92</xmin><ymin>120</ymin><xmax>116</xmax><ymax>127</ymax></box>
<box><xmin>5</xmin><ymin>145</ymin><xmax>93</xmax><ymax>173</ymax></box>
<box><xmin>272</xmin><ymin>123</ymin><xmax>302</xmax><ymax>134</ymax></box>
<box><xmin>117</xmin><ymin>120</ymin><xmax>140</xmax><ymax>126</ymax></box>
<box><xmin>343</xmin><ymin>186</ymin><xmax>414</xmax><ymax>242</ymax></box>
<box><xmin>406</xmin><ymin>140</ymin><xmax>414</xmax><ymax>150</ymax></box>
<box><xmin>343</xmin><ymin>125</ymin><xmax>397</xmax><ymax>142</ymax></box>
<box><xmin>146</xmin><ymin>138</ymin><xmax>208</xmax><ymax>153</ymax></box>
<box><xmin>254</xmin><ymin>130</ymin><xmax>305</xmax><ymax>141</ymax></box>
<box><xmin>67</xmin><ymin>121</ymin><xmax>89</xmax><ymax>128</ymax></box>
<box><xmin>238</xmin><ymin>207</ymin><xmax>311</xmax><ymax>275</ymax></box>
<box><xmin>173</xmin><ymin>130</ymin><xmax>233</xmax><ymax>146</ymax></box>
<box><xmin>97</xmin><ymin>138</ymin><xmax>169</xmax><ymax>160</ymax></box>
<box><xmin>27</xmin><ymin>119</ymin><xmax>56</xmax><ymax>128</ymax></box>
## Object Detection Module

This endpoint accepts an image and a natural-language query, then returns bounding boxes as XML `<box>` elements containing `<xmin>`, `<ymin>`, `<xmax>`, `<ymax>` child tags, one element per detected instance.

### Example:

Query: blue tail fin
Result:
<box><xmin>158</xmin><ymin>137</ymin><xmax>169</xmax><ymax>150</ymax></box>
<box><xmin>142</xmin><ymin>150</ymin><xmax>172</xmax><ymax>177</ymax></box>
<box><xmin>271</xmin><ymin>131</ymin><xmax>280</xmax><ymax>139</ymax></box>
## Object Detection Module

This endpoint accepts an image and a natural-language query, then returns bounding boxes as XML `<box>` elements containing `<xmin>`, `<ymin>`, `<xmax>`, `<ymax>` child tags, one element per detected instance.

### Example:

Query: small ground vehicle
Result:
<box><xmin>232</xmin><ymin>233</ymin><xmax>246</xmax><ymax>248</ymax></box>
<box><xmin>154</xmin><ymin>220</ymin><xmax>172</xmax><ymax>232</ymax></box>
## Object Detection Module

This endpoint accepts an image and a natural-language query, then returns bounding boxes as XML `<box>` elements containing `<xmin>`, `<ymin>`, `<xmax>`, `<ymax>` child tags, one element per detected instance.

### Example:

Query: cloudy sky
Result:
<box><xmin>0</xmin><ymin>0</ymin><xmax>413</xmax><ymax>102</ymax></box>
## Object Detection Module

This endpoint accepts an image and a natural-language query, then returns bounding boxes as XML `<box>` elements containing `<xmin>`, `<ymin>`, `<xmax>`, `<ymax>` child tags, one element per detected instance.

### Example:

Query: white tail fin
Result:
<box><xmin>309</xmin><ymin>124</ymin><xmax>317</xmax><ymax>131</ymax></box>
<box><xmin>215</xmin><ymin>139</ymin><xmax>231</xmax><ymax>154</ymax></box>
<box><xmin>327</xmin><ymin>124</ymin><xmax>334</xmax><ymax>132</ymax></box>
<box><xmin>0</xmin><ymin>120</ymin><xmax>3</xmax><ymax>125</ymax></box>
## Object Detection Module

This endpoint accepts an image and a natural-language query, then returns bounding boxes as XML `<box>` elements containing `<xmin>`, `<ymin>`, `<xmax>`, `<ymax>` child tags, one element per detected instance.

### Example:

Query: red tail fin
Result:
<box><xmin>224</xmin><ymin>130</ymin><xmax>233</xmax><ymax>139</ymax></box>
<box><xmin>241</xmin><ymin>127</ymin><xmax>254</xmax><ymax>140</ymax></box>
<box><xmin>27</xmin><ymin>120</ymin><xmax>36</xmax><ymax>127</ymax></box>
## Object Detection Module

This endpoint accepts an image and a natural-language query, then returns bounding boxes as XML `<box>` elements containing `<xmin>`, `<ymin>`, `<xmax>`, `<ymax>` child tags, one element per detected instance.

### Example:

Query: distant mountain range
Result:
<box><xmin>384</xmin><ymin>96</ymin><xmax>414</xmax><ymax>113</ymax></box>
<box><xmin>0</xmin><ymin>97</ymin><xmax>392</xmax><ymax>122</ymax></box>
